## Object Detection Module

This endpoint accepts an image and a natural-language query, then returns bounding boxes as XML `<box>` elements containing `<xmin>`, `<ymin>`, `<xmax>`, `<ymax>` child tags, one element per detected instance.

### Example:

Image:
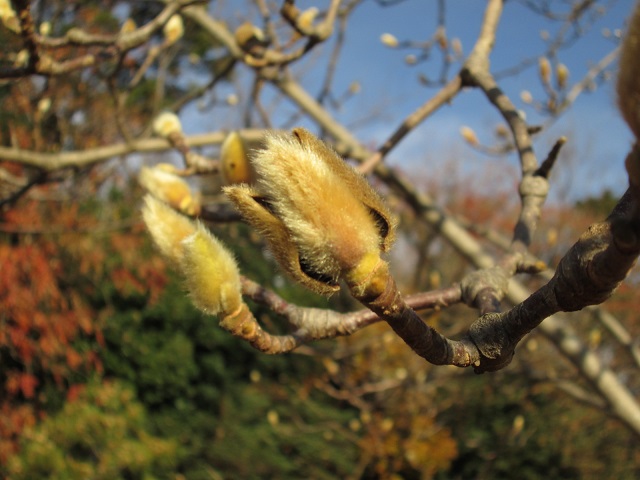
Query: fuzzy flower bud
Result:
<box><xmin>120</xmin><ymin>18</ymin><xmax>136</xmax><ymax>35</ymax></box>
<box><xmin>0</xmin><ymin>0</ymin><xmax>19</xmax><ymax>33</ymax></box>
<box><xmin>224</xmin><ymin>128</ymin><xmax>395</xmax><ymax>295</ymax></box>
<box><xmin>163</xmin><ymin>14</ymin><xmax>184</xmax><ymax>45</ymax></box>
<box><xmin>380</xmin><ymin>33</ymin><xmax>399</xmax><ymax>48</ymax></box>
<box><xmin>139</xmin><ymin>166</ymin><xmax>201</xmax><ymax>216</ymax></box>
<box><xmin>181</xmin><ymin>223</ymin><xmax>242</xmax><ymax>316</ymax></box>
<box><xmin>153</xmin><ymin>111</ymin><xmax>182</xmax><ymax>138</ymax></box>
<box><xmin>142</xmin><ymin>195</ymin><xmax>242</xmax><ymax>316</ymax></box>
<box><xmin>234</xmin><ymin>22</ymin><xmax>265</xmax><ymax>53</ymax></box>
<box><xmin>556</xmin><ymin>63</ymin><xmax>569</xmax><ymax>89</ymax></box>
<box><xmin>298</xmin><ymin>7</ymin><xmax>318</xmax><ymax>30</ymax></box>
<box><xmin>141</xmin><ymin>195</ymin><xmax>197</xmax><ymax>265</ymax></box>
<box><xmin>617</xmin><ymin>1</ymin><xmax>640</xmax><ymax>140</ymax></box>
<box><xmin>39</xmin><ymin>21</ymin><xmax>51</xmax><ymax>36</ymax></box>
<box><xmin>460</xmin><ymin>126</ymin><xmax>479</xmax><ymax>146</ymax></box>
<box><xmin>538</xmin><ymin>57</ymin><xmax>551</xmax><ymax>85</ymax></box>
<box><xmin>221</xmin><ymin>131</ymin><xmax>254</xmax><ymax>185</ymax></box>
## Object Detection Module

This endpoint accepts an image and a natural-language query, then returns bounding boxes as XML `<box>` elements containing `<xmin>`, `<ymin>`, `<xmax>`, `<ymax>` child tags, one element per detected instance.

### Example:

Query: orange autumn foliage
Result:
<box><xmin>0</xmin><ymin>197</ymin><xmax>168</xmax><ymax>463</ymax></box>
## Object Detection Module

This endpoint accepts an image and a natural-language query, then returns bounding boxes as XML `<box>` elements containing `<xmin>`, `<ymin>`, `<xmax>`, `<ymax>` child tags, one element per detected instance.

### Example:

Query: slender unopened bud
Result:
<box><xmin>451</xmin><ymin>38</ymin><xmax>463</xmax><ymax>57</ymax></box>
<box><xmin>235</xmin><ymin>22</ymin><xmax>265</xmax><ymax>51</ymax></box>
<box><xmin>221</xmin><ymin>131</ymin><xmax>254</xmax><ymax>185</ymax></box>
<box><xmin>39</xmin><ymin>21</ymin><xmax>51</xmax><ymax>36</ymax></box>
<box><xmin>538</xmin><ymin>57</ymin><xmax>551</xmax><ymax>84</ymax></box>
<box><xmin>139</xmin><ymin>166</ymin><xmax>201</xmax><ymax>215</ymax></box>
<box><xmin>120</xmin><ymin>18</ymin><xmax>136</xmax><ymax>35</ymax></box>
<box><xmin>225</xmin><ymin>128</ymin><xmax>396</xmax><ymax>295</ymax></box>
<box><xmin>141</xmin><ymin>195</ymin><xmax>197</xmax><ymax>265</ymax></box>
<box><xmin>0</xmin><ymin>0</ymin><xmax>19</xmax><ymax>33</ymax></box>
<box><xmin>380</xmin><ymin>33</ymin><xmax>399</xmax><ymax>48</ymax></box>
<box><xmin>181</xmin><ymin>224</ymin><xmax>242</xmax><ymax>316</ymax></box>
<box><xmin>153</xmin><ymin>111</ymin><xmax>182</xmax><ymax>138</ymax></box>
<box><xmin>617</xmin><ymin>1</ymin><xmax>640</xmax><ymax>140</ymax></box>
<box><xmin>405</xmin><ymin>54</ymin><xmax>417</xmax><ymax>65</ymax></box>
<box><xmin>556</xmin><ymin>63</ymin><xmax>569</xmax><ymax>89</ymax></box>
<box><xmin>14</xmin><ymin>50</ymin><xmax>29</xmax><ymax>67</ymax></box>
<box><xmin>520</xmin><ymin>90</ymin><xmax>533</xmax><ymax>104</ymax></box>
<box><xmin>298</xmin><ymin>7</ymin><xmax>318</xmax><ymax>30</ymax></box>
<box><xmin>37</xmin><ymin>98</ymin><xmax>51</xmax><ymax>114</ymax></box>
<box><xmin>460</xmin><ymin>126</ymin><xmax>479</xmax><ymax>146</ymax></box>
<box><xmin>163</xmin><ymin>15</ymin><xmax>184</xmax><ymax>45</ymax></box>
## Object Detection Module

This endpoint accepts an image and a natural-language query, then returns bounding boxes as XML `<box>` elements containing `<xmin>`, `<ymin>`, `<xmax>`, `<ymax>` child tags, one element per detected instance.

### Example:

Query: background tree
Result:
<box><xmin>2</xmin><ymin>0</ymin><xmax>640</xmax><ymax>478</ymax></box>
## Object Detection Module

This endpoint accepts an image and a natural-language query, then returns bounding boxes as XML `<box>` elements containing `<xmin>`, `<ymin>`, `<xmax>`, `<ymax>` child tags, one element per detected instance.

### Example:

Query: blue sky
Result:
<box><xmin>191</xmin><ymin>0</ymin><xmax>633</xmax><ymax>203</ymax></box>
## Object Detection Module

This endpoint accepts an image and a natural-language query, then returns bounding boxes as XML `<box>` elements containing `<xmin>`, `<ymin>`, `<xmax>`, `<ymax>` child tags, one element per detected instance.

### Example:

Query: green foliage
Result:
<box><xmin>436</xmin><ymin>373</ymin><xmax>639</xmax><ymax>480</ymax></box>
<box><xmin>99</xmin><ymin>270</ymin><xmax>360</xmax><ymax>478</ymax></box>
<box><xmin>6</xmin><ymin>380</ymin><xmax>178</xmax><ymax>480</ymax></box>
<box><xmin>575</xmin><ymin>189</ymin><xmax>619</xmax><ymax>218</ymax></box>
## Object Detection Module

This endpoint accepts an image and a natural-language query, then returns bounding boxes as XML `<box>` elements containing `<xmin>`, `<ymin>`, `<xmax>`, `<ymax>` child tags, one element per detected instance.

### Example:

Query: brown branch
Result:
<box><xmin>469</xmin><ymin>189</ymin><xmax>640</xmax><ymax>372</ymax></box>
<box><xmin>0</xmin><ymin>0</ymin><xmax>199</xmax><ymax>79</ymax></box>
<box><xmin>358</xmin><ymin>76</ymin><xmax>463</xmax><ymax>174</ymax></box>
<box><xmin>0</xmin><ymin>130</ymin><xmax>267</xmax><ymax>171</ymax></box>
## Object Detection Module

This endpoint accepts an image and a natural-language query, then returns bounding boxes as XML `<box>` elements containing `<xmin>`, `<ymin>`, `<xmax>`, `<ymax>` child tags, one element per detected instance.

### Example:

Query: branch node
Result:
<box><xmin>535</xmin><ymin>136</ymin><xmax>567</xmax><ymax>178</ymax></box>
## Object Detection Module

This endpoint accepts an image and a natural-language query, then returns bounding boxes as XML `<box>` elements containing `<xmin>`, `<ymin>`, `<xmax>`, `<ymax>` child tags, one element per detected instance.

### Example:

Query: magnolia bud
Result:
<box><xmin>0</xmin><ymin>0</ymin><xmax>19</xmax><ymax>33</ymax></box>
<box><xmin>520</xmin><ymin>90</ymin><xmax>533</xmax><ymax>104</ymax></box>
<box><xmin>460</xmin><ymin>126</ymin><xmax>479</xmax><ymax>146</ymax></box>
<box><xmin>451</xmin><ymin>38</ymin><xmax>463</xmax><ymax>57</ymax></box>
<box><xmin>152</xmin><ymin>112</ymin><xmax>182</xmax><ymax>138</ymax></box>
<box><xmin>181</xmin><ymin>224</ymin><xmax>242</xmax><ymax>316</ymax></box>
<box><xmin>163</xmin><ymin>15</ymin><xmax>184</xmax><ymax>45</ymax></box>
<box><xmin>138</xmin><ymin>166</ymin><xmax>201</xmax><ymax>216</ymax></box>
<box><xmin>120</xmin><ymin>18</ymin><xmax>136</xmax><ymax>35</ymax></box>
<box><xmin>380</xmin><ymin>33</ymin><xmax>399</xmax><ymax>48</ymax></box>
<box><xmin>221</xmin><ymin>132</ymin><xmax>254</xmax><ymax>185</ymax></box>
<box><xmin>617</xmin><ymin>2</ymin><xmax>640</xmax><ymax>140</ymax></box>
<box><xmin>298</xmin><ymin>7</ymin><xmax>318</xmax><ymax>30</ymax></box>
<box><xmin>141</xmin><ymin>195</ymin><xmax>197</xmax><ymax>265</ymax></box>
<box><xmin>538</xmin><ymin>57</ymin><xmax>551</xmax><ymax>85</ymax></box>
<box><xmin>225</xmin><ymin>128</ymin><xmax>396</xmax><ymax>295</ymax></box>
<box><xmin>234</xmin><ymin>22</ymin><xmax>265</xmax><ymax>53</ymax></box>
<box><xmin>556</xmin><ymin>63</ymin><xmax>569</xmax><ymax>89</ymax></box>
<box><xmin>39</xmin><ymin>21</ymin><xmax>51</xmax><ymax>36</ymax></box>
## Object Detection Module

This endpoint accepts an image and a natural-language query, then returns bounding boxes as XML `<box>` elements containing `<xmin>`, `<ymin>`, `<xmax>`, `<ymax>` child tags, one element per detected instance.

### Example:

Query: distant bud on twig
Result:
<box><xmin>460</xmin><ymin>126</ymin><xmax>479</xmax><ymax>146</ymax></box>
<box><xmin>235</xmin><ymin>22</ymin><xmax>265</xmax><ymax>52</ymax></box>
<box><xmin>141</xmin><ymin>195</ymin><xmax>197</xmax><ymax>265</ymax></box>
<box><xmin>617</xmin><ymin>1</ymin><xmax>640</xmax><ymax>140</ymax></box>
<box><xmin>298</xmin><ymin>7</ymin><xmax>319</xmax><ymax>30</ymax></box>
<box><xmin>226</xmin><ymin>93</ymin><xmax>239</xmax><ymax>105</ymax></box>
<box><xmin>495</xmin><ymin>124</ymin><xmax>509</xmax><ymax>139</ymax></box>
<box><xmin>37</xmin><ymin>98</ymin><xmax>51</xmax><ymax>114</ymax></box>
<box><xmin>120</xmin><ymin>18</ymin><xmax>136</xmax><ymax>35</ymax></box>
<box><xmin>181</xmin><ymin>223</ymin><xmax>242</xmax><ymax>316</ymax></box>
<box><xmin>520</xmin><ymin>90</ymin><xmax>533</xmax><ymax>104</ymax></box>
<box><xmin>225</xmin><ymin>128</ymin><xmax>396</xmax><ymax>295</ymax></box>
<box><xmin>405</xmin><ymin>54</ymin><xmax>417</xmax><ymax>65</ymax></box>
<box><xmin>39</xmin><ymin>21</ymin><xmax>51</xmax><ymax>36</ymax></box>
<box><xmin>14</xmin><ymin>50</ymin><xmax>29</xmax><ymax>67</ymax></box>
<box><xmin>436</xmin><ymin>27</ymin><xmax>447</xmax><ymax>50</ymax></box>
<box><xmin>538</xmin><ymin>57</ymin><xmax>551</xmax><ymax>85</ymax></box>
<box><xmin>380</xmin><ymin>33</ymin><xmax>399</xmax><ymax>48</ymax></box>
<box><xmin>152</xmin><ymin>111</ymin><xmax>182</xmax><ymax>138</ymax></box>
<box><xmin>556</xmin><ymin>63</ymin><xmax>569</xmax><ymax>89</ymax></box>
<box><xmin>163</xmin><ymin>14</ymin><xmax>184</xmax><ymax>45</ymax></box>
<box><xmin>451</xmin><ymin>38</ymin><xmax>463</xmax><ymax>57</ymax></box>
<box><xmin>348</xmin><ymin>81</ymin><xmax>361</xmax><ymax>94</ymax></box>
<box><xmin>0</xmin><ymin>0</ymin><xmax>20</xmax><ymax>33</ymax></box>
<box><xmin>220</xmin><ymin>131</ymin><xmax>253</xmax><ymax>185</ymax></box>
<box><xmin>139</xmin><ymin>166</ymin><xmax>201</xmax><ymax>216</ymax></box>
